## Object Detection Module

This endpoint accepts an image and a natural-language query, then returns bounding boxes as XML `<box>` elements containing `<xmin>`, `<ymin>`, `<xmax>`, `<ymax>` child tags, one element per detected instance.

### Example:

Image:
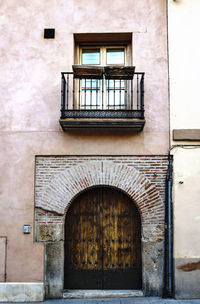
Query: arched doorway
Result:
<box><xmin>64</xmin><ymin>186</ymin><xmax>142</xmax><ymax>289</ymax></box>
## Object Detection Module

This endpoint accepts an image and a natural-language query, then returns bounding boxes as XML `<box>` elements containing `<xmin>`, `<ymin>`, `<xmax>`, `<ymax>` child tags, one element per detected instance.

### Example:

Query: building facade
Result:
<box><xmin>2</xmin><ymin>0</ymin><xmax>198</xmax><ymax>301</ymax></box>
<box><xmin>168</xmin><ymin>0</ymin><xmax>200</xmax><ymax>299</ymax></box>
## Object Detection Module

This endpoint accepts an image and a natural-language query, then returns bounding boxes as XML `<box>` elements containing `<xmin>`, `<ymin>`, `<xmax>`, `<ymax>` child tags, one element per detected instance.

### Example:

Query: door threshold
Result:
<box><xmin>63</xmin><ymin>289</ymin><xmax>143</xmax><ymax>299</ymax></box>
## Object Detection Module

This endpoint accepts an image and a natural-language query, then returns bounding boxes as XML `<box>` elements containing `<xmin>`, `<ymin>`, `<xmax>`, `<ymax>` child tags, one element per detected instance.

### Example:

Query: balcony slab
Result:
<box><xmin>59</xmin><ymin>118</ymin><xmax>145</xmax><ymax>130</ymax></box>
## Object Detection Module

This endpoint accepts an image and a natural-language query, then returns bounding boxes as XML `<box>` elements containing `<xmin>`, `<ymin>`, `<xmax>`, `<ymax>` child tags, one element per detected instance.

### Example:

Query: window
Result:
<box><xmin>82</xmin><ymin>49</ymin><xmax>100</xmax><ymax>65</ymax></box>
<box><xmin>78</xmin><ymin>46</ymin><xmax>127</xmax><ymax>109</ymax></box>
<box><xmin>106</xmin><ymin>48</ymin><xmax>125</xmax><ymax>65</ymax></box>
<box><xmin>80</xmin><ymin>46</ymin><xmax>126</xmax><ymax>66</ymax></box>
<box><xmin>60</xmin><ymin>34</ymin><xmax>145</xmax><ymax>130</ymax></box>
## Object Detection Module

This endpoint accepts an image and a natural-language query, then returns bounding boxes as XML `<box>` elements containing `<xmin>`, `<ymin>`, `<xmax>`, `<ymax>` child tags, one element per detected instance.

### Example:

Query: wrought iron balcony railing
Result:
<box><xmin>60</xmin><ymin>67</ymin><xmax>145</xmax><ymax>130</ymax></box>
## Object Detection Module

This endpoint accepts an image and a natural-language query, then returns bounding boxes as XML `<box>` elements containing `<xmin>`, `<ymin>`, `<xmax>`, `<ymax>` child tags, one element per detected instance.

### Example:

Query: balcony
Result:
<box><xmin>59</xmin><ymin>66</ymin><xmax>145</xmax><ymax>130</ymax></box>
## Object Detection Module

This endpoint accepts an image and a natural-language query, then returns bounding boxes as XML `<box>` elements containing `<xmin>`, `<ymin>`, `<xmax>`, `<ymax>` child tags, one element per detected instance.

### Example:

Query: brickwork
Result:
<box><xmin>35</xmin><ymin>155</ymin><xmax>168</xmax><ymax>296</ymax></box>
<box><xmin>35</xmin><ymin>156</ymin><xmax>168</xmax><ymax>227</ymax></box>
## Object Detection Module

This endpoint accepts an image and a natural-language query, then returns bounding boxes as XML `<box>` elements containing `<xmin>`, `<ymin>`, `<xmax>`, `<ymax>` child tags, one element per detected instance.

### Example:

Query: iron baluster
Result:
<box><xmin>66</xmin><ymin>73</ymin><xmax>69</xmax><ymax>110</ymax></box>
<box><xmin>73</xmin><ymin>76</ymin><xmax>75</xmax><ymax>110</ymax></box>
<box><xmin>114</xmin><ymin>80</ymin><xmax>115</xmax><ymax>109</ymax></box>
<box><xmin>96</xmin><ymin>80</ymin><xmax>98</xmax><ymax>109</ymax></box>
<box><xmin>120</xmin><ymin>80</ymin><xmax>122</xmax><ymax>108</ymax></box>
<box><xmin>125</xmin><ymin>80</ymin><xmax>127</xmax><ymax>110</ymax></box>
<box><xmin>61</xmin><ymin>73</ymin><xmax>66</xmax><ymax>118</ymax></box>
<box><xmin>90</xmin><ymin>79</ymin><xmax>92</xmax><ymax>110</ymax></box>
<box><xmin>78</xmin><ymin>78</ymin><xmax>81</xmax><ymax>109</ymax></box>
<box><xmin>137</xmin><ymin>74</ymin><xmax>139</xmax><ymax>110</ymax></box>
<box><xmin>108</xmin><ymin>80</ymin><xmax>110</xmax><ymax>108</ymax></box>
<box><xmin>131</xmin><ymin>78</ymin><xmax>133</xmax><ymax>110</ymax></box>
<box><xmin>84</xmin><ymin>79</ymin><xmax>86</xmax><ymax>109</ymax></box>
<box><xmin>102</xmin><ymin>78</ymin><xmax>104</xmax><ymax>110</ymax></box>
<box><xmin>140</xmin><ymin>73</ymin><xmax>144</xmax><ymax>118</ymax></box>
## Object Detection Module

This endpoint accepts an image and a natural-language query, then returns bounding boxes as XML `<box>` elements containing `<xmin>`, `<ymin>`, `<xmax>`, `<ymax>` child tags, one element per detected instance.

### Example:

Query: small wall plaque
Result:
<box><xmin>24</xmin><ymin>225</ymin><xmax>31</xmax><ymax>234</ymax></box>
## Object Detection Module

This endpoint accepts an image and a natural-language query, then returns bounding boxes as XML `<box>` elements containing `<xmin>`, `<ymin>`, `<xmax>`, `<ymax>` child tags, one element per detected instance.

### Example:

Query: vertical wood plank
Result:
<box><xmin>65</xmin><ymin>186</ymin><xmax>141</xmax><ymax>289</ymax></box>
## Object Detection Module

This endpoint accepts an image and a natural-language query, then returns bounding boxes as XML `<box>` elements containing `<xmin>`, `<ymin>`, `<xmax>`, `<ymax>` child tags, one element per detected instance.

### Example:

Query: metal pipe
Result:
<box><xmin>168</xmin><ymin>178</ymin><xmax>172</xmax><ymax>294</ymax></box>
<box><xmin>163</xmin><ymin>155</ymin><xmax>174</xmax><ymax>298</ymax></box>
<box><xmin>5</xmin><ymin>237</ymin><xmax>7</xmax><ymax>282</ymax></box>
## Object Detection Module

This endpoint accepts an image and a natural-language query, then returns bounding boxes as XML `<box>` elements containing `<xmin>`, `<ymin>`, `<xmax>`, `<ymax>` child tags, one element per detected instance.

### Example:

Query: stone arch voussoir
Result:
<box><xmin>37</xmin><ymin>161</ymin><xmax>163</xmax><ymax>224</ymax></box>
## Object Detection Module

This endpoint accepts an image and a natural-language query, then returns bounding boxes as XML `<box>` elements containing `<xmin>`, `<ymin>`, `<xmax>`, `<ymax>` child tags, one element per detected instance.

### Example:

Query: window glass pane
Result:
<box><xmin>82</xmin><ymin>79</ymin><xmax>100</xmax><ymax>89</ymax></box>
<box><xmin>106</xmin><ymin>80</ymin><xmax>125</xmax><ymax>88</ymax></box>
<box><xmin>81</xmin><ymin>79</ymin><xmax>100</xmax><ymax>108</ymax></box>
<box><xmin>106</xmin><ymin>48</ymin><xmax>124</xmax><ymax>65</ymax></box>
<box><xmin>82</xmin><ymin>90</ymin><xmax>100</xmax><ymax>107</ymax></box>
<box><xmin>107</xmin><ymin>90</ymin><xmax>125</xmax><ymax>106</ymax></box>
<box><xmin>106</xmin><ymin>80</ymin><xmax>126</xmax><ymax>107</ymax></box>
<box><xmin>82</xmin><ymin>49</ymin><xmax>100</xmax><ymax>65</ymax></box>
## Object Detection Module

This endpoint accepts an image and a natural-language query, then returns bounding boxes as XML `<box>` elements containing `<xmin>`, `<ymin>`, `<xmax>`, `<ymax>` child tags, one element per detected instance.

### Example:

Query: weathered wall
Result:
<box><xmin>168</xmin><ymin>0</ymin><xmax>200</xmax><ymax>299</ymax></box>
<box><xmin>0</xmin><ymin>0</ymin><xmax>168</xmax><ymax>153</ymax></box>
<box><xmin>171</xmin><ymin>149</ymin><xmax>200</xmax><ymax>298</ymax></box>
<box><xmin>0</xmin><ymin>0</ymin><xmax>168</xmax><ymax>295</ymax></box>
<box><xmin>35</xmin><ymin>156</ymin><xmax>168</xmax><ymax>297</ymax></box>
<box><xmin>168</xmin><ymin>0</ymin><xmax>200</xmax><ymax>131</ymax></box>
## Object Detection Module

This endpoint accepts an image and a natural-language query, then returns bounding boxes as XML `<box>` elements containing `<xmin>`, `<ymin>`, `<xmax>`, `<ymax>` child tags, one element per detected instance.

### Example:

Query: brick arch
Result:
<box><xmin>37</xmin><ymin>161</ymin><xmax>163</xmax><ymax>225</ymax></box>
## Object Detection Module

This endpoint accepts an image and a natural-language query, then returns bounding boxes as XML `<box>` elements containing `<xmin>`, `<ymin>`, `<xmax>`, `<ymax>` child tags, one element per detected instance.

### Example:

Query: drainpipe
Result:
<box><xmin>163</xmin><ymin>154</ymin><xmax>174</xmax><ymax>298</ymax></box>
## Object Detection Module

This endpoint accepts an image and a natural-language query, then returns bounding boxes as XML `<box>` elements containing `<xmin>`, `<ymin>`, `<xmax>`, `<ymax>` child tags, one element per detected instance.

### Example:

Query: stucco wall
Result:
<box><xmin>0</xmin><ymin>0</ymin><xmax>168</xmax><ymax>287</ymax></box>
<box><xmin>171</xmin><ymin>149</ymin><xmax>200</xmax><ymax>298</ymax></box>
<box><xmin>0</xmin><ymin>0</ymin><xmax>169</xmax><ymax>152</ymax></box>
<box><xmin>168</xmin><ymin>0</ymin><xmax>200</xmax><ymax>131</ymax></box>
<box><xmin>168</xmin><ymin>0</ymin><xmax>200</xmax><ymax>298</ymax></box>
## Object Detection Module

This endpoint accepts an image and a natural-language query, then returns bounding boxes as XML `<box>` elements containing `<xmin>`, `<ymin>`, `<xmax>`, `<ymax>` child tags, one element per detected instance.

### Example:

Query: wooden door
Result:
<box><xmin>64</xmin><ymin>187</ymin><xmax>141</xmax><ymax>289</ymax></box>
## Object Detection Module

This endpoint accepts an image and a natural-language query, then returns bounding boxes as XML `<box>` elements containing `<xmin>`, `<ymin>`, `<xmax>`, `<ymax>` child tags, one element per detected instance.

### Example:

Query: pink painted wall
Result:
<box><xmin>0</xmin><ymin>0</ymin><xmax>168</xmax><ymax>282</ymax></box>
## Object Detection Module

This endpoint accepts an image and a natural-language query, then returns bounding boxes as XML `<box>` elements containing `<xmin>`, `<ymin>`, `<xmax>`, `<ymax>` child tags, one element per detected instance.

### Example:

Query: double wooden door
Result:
<box><xmin>64</xmin><ymin>187</ymin><xmax>141</xmax><ymax>289</ymax></box>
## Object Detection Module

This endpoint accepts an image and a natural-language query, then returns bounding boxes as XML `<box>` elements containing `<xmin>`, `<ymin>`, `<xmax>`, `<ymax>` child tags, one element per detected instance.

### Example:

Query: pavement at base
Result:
<box><xmin>3</xmin><ymin>297</ymin><xmax>200</xmax><ymax>304</ymax></box>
